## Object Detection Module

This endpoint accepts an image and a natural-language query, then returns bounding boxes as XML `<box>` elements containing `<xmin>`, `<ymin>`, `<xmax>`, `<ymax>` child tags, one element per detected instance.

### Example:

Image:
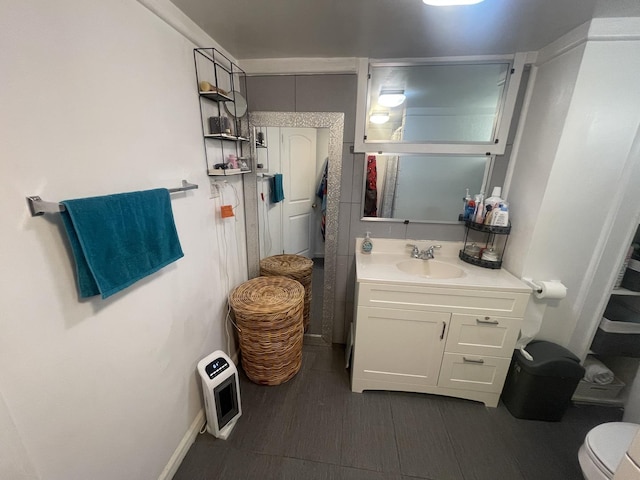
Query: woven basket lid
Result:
<box><xmin>260</xmin><ymin>254</ymin><xmax>313</xmax><ymax>274</ymax></box>
<box><xmin>229</xmin><ymin>276</ymin><xmax>304</xmax><ymax>315</ymax></box>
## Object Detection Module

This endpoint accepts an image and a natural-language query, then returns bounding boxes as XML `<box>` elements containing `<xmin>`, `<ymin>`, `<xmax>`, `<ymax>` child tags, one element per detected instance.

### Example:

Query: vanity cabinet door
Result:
<box><xmin>445</xmin><ymin>314</ymin><xmax>522</xmax><ymax>357</ymax></box>
<box><xmin>353</xmin><ymin>307</ymin><xmax>450</xmax><ymax>387</ymax></box>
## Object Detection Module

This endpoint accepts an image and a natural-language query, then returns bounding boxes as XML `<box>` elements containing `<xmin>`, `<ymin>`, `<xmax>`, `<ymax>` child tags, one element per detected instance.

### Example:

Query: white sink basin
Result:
<box><xmin>396</xmin><ymin>259</ymin><xmax>465</xmax><ymax>279</ymax></box>
<box><xmin>354</xmin><ymin>239</ymin><xmax>531</xmax><ymax>291</ymax></box>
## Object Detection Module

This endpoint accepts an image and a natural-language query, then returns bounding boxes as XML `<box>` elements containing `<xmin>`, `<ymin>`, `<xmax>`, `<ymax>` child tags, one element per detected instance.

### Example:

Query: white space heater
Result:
<box><xmin>197</xmin><ymin>350</ymin><xmax>242</xmax><ymax>440</ymax></box>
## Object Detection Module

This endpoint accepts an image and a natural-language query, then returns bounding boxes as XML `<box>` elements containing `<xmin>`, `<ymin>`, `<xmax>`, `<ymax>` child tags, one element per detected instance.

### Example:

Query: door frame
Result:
<box><xmin>245</xmin><ymin>112</ymin><xmax>345</xmax><ymax>346</ymax></box>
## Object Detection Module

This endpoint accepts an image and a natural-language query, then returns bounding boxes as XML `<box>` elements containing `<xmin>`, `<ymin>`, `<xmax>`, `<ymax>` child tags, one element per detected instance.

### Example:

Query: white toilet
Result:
<box><xmin>579</xmin><ymin>422</ymin><xmax>640</xmax><ymax>479</ymax></box>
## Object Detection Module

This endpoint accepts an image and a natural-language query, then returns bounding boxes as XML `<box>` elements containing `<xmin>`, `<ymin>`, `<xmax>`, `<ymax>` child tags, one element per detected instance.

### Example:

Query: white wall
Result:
<box><xmin>533</xmin><ymin>36</ymin><xmax>640</xmax><ymax>345</ymax></box>
<box><xmin>505</xmin><ymin>19</ymin><xmax>640</xmax><ymax>353</ymax></box>
<box><xmin>0</xmin><ymin>391</ymin><xmax>39</xmax><ymax>480</ymax></box>
<box><xmin>503</xmin><ymin>43</ymin><xmax>585</xmax><ymax>278</ymax></box>
<box><xmin>0</xmin><ymin>1</ymin><xmax>246</xmax><ymax>479</ymax></box>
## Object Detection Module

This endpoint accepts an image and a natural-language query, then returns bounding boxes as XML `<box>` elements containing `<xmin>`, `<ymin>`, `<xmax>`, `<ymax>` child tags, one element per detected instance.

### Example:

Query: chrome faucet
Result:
<box><xmin>406</xmin><ymin>244</ymin><xmax>441</xmax><ymax>260</ymax></box>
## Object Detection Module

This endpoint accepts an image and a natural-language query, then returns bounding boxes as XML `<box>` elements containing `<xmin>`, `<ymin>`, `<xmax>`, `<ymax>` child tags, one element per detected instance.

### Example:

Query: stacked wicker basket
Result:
<box><xmin>259</xmin><ymin>254</ymin><xmax>313</xmax><ymax>332</ymax></box>
<box><xmin>229</xmin><ymin>276</ymin><xmax>304</xmax><ymax>385</ymax></box>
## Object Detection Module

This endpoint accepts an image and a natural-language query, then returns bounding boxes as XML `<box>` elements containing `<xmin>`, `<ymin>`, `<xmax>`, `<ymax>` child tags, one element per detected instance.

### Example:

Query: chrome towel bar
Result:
<box><xmin>26</xmin><ymin>180</ymin><xmax>198</xmax><ymax>217</ymax></box>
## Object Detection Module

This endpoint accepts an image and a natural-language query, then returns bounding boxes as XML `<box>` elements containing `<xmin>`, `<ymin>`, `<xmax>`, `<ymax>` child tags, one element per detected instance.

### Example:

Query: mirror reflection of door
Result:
<box><xmin>282</xmin><ymin>128</ymin><xmax>317</xmax><ymax>257</ymax></box>
<box><xmin>256</xmin><ymin>126</ymin><xmax>329</xmax><ymax>335</ymax></box>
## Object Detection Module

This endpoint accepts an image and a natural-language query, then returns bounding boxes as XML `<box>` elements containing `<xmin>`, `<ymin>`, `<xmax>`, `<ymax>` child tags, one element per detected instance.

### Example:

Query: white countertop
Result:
<box><xmin>355</xmin><ymin>238</ymin><xmax>532</xmax><ymax>293</ymax></box>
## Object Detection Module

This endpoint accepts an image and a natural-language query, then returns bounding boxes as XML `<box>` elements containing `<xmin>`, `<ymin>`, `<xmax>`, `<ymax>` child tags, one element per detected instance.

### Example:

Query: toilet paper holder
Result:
<box><xmin>522</xmin><ymin>277</ymin><xmax>567</xmax><ymax>300</ymax></box>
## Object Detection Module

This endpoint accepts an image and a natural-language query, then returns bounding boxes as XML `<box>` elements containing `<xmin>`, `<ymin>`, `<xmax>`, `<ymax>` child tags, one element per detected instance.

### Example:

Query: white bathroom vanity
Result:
<box><xmin>351</xmin><ymin>239</ymin><xmax>531</xmax><ymax>407</ymax></box>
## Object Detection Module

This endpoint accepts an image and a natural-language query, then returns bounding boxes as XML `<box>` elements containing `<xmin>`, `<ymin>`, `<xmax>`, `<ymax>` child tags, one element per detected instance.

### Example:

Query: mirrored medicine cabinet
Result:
<box><xmin>354</xmin><ymin>54</ymin><xmax>526</xmax><ymax>156</ymax></box>
<box><xmin>354</xmin><ymin>53</ymin><xmax>528</xmax><ymax>224</ymax></box>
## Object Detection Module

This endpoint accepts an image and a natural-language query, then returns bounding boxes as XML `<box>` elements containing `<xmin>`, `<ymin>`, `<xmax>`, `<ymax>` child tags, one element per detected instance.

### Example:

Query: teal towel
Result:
<box><xmin>61</xmin><ymin>188</ymin><xmax>184</xmax><ymax>299</ymax></box>
<box><xmin>271</xmin><ymin>173</ymin><xmax>285</xmax><ymax>203</ymax></box>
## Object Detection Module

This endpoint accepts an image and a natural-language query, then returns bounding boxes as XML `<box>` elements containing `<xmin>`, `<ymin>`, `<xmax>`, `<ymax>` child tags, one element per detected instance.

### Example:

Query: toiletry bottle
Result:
<box><xmin>485</xmin><ymin>186</ymin><xmax>504</xmax><ymax>211</ymax></box>
<box><xmin>462</xmin><ymin>188</ymin><xmax>471</xmax><ymax>220</ymax></box>
<box><xmin>474</xmin><ymin>193</ymin><xmax>485</xmax><ymax>224</ymax></box>
<box><xmin>484</xmin><ymin>204</ymin><xmax>494</xmax><ymax>225</ymax></box>
<box><xmin>464</xmin><ymin>200</ymin><xmax>476</xmax><ymax>221</ymax></box>
<box><xmin>361</xmin><ymin>232</ymin><xmax>373</xmax><ymax>254</ymax></box>
<box><xmin>492</xmin><ymin>202</ymin><xmax>509</xmax><ymax>227</ymax></box>
<box><xmin>472</xmin><ymin>194</ymin><xmax>481</xmax><ymax>221</ymax></box>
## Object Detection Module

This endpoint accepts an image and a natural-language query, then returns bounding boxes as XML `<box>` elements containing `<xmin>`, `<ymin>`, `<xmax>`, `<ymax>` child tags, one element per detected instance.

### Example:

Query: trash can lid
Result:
<box><xmin>515</xmin><ymin>341</ymin><xmax>585</xmax><ymax>378</ymax></box>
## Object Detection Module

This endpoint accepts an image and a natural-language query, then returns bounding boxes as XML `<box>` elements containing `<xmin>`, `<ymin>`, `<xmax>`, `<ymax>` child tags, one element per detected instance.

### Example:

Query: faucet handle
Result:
<box><xmin>422</xmin><ymin>244</ymin><xmax>442</xmax><ymax>259</ymax></box>
<box><xmin>406</xmin><ymin>244</ymin><xmax>419</xmax><ymax>257</ymax></box>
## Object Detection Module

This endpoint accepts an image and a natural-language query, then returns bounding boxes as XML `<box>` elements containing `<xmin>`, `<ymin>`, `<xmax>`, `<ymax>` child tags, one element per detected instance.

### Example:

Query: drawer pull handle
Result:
<box><xmin>440</xmin><ymin>321</ymin><xmax>446</xmax><ymax>340</ymax></box>
<box><xmin>463</xmin><ymin>357</ymin><xmax>485</xmax><ymax>364</ymax></box>
<box><xmin>476</xmin><ymin>317</ymin><xmax>499</xmax><ymax>325</ymax></box>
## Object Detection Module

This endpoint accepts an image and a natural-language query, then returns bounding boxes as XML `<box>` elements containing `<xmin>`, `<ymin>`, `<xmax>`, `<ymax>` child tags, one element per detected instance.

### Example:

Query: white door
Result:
<box><xmin>281</xmin><ymin>127</ymin><xmax>317</xmax><ymax>257</ymax></box>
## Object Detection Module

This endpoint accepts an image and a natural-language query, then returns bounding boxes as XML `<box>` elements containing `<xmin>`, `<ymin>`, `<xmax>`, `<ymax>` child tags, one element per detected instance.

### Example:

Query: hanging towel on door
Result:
<box><xmin>271</xmin><ymin>173</ymin><xmax>285</xmax><ymax>203</ymax></box>
<box><xmin>61</xmin><ymin>188</ymin><xmax>184</xmax><ymax>299</ymax></box>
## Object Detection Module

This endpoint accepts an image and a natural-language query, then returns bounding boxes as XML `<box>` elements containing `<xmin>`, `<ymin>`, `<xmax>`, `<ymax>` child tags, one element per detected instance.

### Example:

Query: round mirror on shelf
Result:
<box><xmin>225</xmin><ymin>91</ymin><xmax>248</xmax><ymax>118</ymax></box>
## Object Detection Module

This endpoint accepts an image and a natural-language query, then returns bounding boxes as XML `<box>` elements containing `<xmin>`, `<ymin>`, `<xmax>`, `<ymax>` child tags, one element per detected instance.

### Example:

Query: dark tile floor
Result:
<box><xmin>174</xmin><ymin>345</ymin><xmax>622</xmax><ymax>480</ymax></box>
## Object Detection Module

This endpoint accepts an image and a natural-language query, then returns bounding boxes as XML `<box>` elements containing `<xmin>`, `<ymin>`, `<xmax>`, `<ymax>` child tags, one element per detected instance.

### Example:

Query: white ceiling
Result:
<box><xmin>168</xmin><ymin>0</ymin><xmax>639</xmax><ymax>61</ymax></box>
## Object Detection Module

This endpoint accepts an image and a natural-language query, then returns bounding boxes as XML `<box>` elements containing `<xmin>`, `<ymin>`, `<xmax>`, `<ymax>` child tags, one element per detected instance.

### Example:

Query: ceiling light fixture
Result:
<box><xmin>422</xmin><ymin>0</ymin><xmax>485</xmax><ymax>5</ymax></box>
<box><xmin>378</xmin><ymin>89</ymin><xmax>406</xmax><ymax>108</ymax></box>
<box><xmin>369</xmin><ymin>111</ymin><xmax>390</xmax><ymax>124</ymax></box>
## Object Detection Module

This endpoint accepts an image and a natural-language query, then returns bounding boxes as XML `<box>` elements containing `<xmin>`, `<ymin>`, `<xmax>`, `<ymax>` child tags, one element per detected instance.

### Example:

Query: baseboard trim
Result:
<box><xmin>157</xmin><ymin>409</ymin><xmax>205</xmax><ymax>480</ymax></box>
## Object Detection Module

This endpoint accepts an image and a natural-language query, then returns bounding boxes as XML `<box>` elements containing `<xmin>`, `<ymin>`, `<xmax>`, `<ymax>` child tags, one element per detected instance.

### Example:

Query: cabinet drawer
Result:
<box><xmin>445</xmin><ymin>314</ymin><xmax>521</xmax><ymax>357</ymax></box>
<box><xmin>438</xmin><ymin>353</ymin><xmax>511</xmax><ymax>393</ymax></box>
<box><xmin>357</xmin><ymin>282</ymin><xmax>529</xmax><ymax>317</ymax></box>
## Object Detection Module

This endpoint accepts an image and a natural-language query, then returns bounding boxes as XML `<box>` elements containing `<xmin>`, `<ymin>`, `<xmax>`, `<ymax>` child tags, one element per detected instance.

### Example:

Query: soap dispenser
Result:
<box><xmin>361</xmin><ymin>232</ymin><xmax>373</xmax><ymax>254</ymax></box>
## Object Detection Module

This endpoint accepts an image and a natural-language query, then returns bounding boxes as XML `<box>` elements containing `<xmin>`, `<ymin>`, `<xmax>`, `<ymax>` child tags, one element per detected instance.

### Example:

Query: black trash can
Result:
<box><xmin>501</xmin><ymin>340</ymin><xmax>585</xmax><ymax>421</ymax></box>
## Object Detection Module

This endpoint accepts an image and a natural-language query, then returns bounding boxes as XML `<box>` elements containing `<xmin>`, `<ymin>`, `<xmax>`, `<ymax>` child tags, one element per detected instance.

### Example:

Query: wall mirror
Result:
<box><xmin>244</xmin><ymin>112</ymin><xmax>344</xmax><ymax>346</ymax></box>
<box><xmin>362</xmin><ymin>153</ymin><xmax>493</xmax><ymax>223</ymax></box>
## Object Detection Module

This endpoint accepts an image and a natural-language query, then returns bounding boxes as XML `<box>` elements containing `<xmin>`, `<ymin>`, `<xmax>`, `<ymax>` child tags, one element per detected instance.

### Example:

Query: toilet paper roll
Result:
<box><xmin>534</xmin><ymin>281</ymin><xmax>567</xmax><ymax>300</ymax></box>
